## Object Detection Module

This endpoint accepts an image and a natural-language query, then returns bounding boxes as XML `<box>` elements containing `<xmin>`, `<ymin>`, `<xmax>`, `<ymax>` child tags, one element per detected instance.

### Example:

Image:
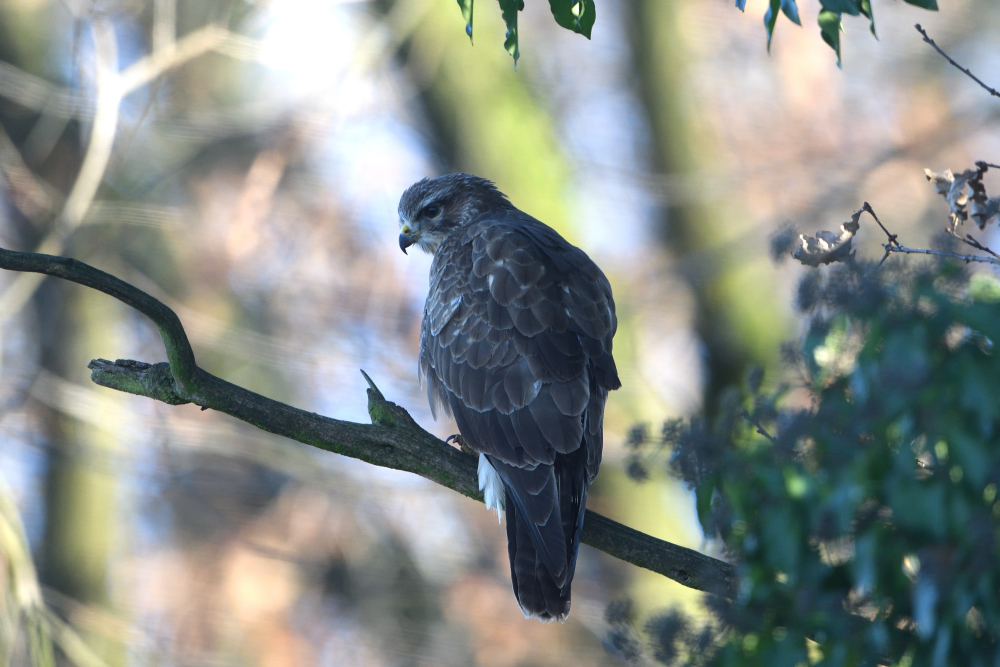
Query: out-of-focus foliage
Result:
<box><xmin>627</xmin><ymin>259</ymin><xmax>1000</xmax><ymax>665</ymax></box>
<box><xmin>0</xmin><ymin>478</ymin><xmax>54</xmax><ymax>667</ymax></box>
<box><xmin>736</xmin><ymin>0</ymin><xmax>938</xmax><ymax>65</ymax></box>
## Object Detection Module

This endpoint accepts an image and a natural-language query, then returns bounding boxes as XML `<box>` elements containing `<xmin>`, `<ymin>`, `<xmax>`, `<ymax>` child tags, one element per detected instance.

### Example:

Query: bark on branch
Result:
<box><xmin>0</xmin><ymin>246</ymin><xmax>737</xmax><ymax>598</ymax></box>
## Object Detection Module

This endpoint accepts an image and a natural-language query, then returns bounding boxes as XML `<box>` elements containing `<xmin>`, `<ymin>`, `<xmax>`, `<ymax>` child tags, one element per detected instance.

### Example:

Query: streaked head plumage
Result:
<box><xmin>397</xmin><ymin>173</ymin><xmax>511</xmax><ymax>254</ymax></box>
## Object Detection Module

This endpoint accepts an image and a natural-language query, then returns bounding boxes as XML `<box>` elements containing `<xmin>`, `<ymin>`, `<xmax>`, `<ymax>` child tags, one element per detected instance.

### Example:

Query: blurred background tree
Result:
<box><xmin>0</xmin><ymin>0</ymin><xmax>996</xmax><ymax>665</ymax></box>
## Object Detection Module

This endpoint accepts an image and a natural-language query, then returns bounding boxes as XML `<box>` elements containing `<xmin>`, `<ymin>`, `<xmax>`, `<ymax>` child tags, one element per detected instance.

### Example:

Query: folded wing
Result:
<box><xmin>420</xmin><ymin>211</ymin><xmax>620</xmax><ymax>620</ymax></box>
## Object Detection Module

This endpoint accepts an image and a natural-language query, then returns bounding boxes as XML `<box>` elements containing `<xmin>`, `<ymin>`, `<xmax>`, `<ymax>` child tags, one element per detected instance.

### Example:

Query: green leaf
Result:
<box><xmin>548</xmin><ymin>0</ymin><xmax>596</xmax><ymax>39</ymax></box>
<box><xmin>903</xmin><ymin>0</ymin><xmax>938</xmax><ymax>9</ymax></box>
<box><xmin>498</xmin><ymin>0</ymin><xmax>524</xmax><ymax>67</ymax></box>
<box><xmin>820</xmin><ymin>0</ymin><xmax>860</xmax><ymax>16</ymax></box>
<box><xmin>780</xmin><ymin>0</ymin><xmax>801</xmax><ymax>26</ymax></box>
<box><xmin>695</xmin><ymin>482</ymin><xmax>714</xmax><ymax>531</ymax></box>
<box><xmin>764</xmin><ymin>1</ymin><xmax>801</xmax><ymax>50</ymax></box>
<box><xmin>860</xmin><ymin>0</ymin><xmax>876</xmax><ymax>37</ymax></box>
<box><xmin>763</xmin><ymin>0</ymin><xmax>781</xmax><ymax>51</ymax></box>
<box><xmin>818</xmin><ymin>10</ymin><xmax>842</xmax><ymax>67</ymax></box>
<box><xmin>457</xmin><ymin>0</ymin><xmax>474</xmax><ymax>42</ymax></box>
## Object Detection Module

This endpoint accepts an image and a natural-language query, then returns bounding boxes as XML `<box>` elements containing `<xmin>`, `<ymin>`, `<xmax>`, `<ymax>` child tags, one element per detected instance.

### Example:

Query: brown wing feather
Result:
<box><xmin>420</xmin><ymin>210</ymin><xmax>618</xmax><ymax>456</ymax></box>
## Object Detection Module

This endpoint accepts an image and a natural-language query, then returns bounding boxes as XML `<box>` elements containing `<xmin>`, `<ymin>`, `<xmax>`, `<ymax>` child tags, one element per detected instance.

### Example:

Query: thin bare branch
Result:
<box><xmin>153</xmin><ymin>0</ymin><xmax>177</xmax><ymax>54</ymax></box>
<box><xmin>861</xmin><ymin>202</ymin><xmax>894</xmax><ymax>243</ymax></box>
<box><xmin>0</xmin><ymin>61</ymin><xmax>89</xmax><ymax>118</ymax></box>
<box><xmin>916</xmin><ymin>24</ymin><xmax>1000</xmax><ymax>100</ymax></box>
<box><xmin>883</xmin><ymin>244</ymin><xmax>1000</xmax><ymax>266</ymax></box>
<box><xmin>0</xmin><ymin>123</ymin><xmax>59</xmax><ymax>222</ymax></box>
<box><xmin>0</xmin><ymin>21</ymin><xmax>120</xmax><ymax>324</ymax></box>
<box><xmin>955</xmin><ymin>232</ymin><xmax>1000</xmax><ymax>260</ymax></box>
<box><xmin>741</xmin><ymin>409</ymin><xmax>776</xmax><ymax>444</ymax></box>
<box><xmin>118</xmin><ymin>24</ymin><xmax>227</xmax><ymax>95</ymax></box>
<box><xmin>862</xmin><ymin>201</ymin><xmax>1000</xmax><ymax>267</ymax></box>
<box><xmin>60</xmin><ymin>21</ymin><xmax>120</xmax><ymax>230</ymax></box>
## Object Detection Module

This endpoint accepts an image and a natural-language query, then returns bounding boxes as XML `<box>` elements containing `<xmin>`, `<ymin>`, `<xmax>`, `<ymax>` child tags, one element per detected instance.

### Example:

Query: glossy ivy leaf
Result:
<box><xmin>457</xmin><ymin>0</ymin><xmax>474</xmax><ymax>42</ymax></box>
<box><xmin>860</xmin><ymin>0</ymin><xmax>876</xmax><ymax>37</ymax></box>
<box><xmin>548</xmin><ymin>0</ymin><xmax>596</xmax><ymax>39</ymax></box>
<box><xmin>764</xmin><ymin>0</ymin><xmax>801</xmax><ymax>50</ymax></box>
<box><xmin>498</xmin><ymin>0</ymin><xmax>523</xmax><ymax>66</ymax></box>
<box><xmin>821</xmin><ymin>0</ymin><xmax>876</xmax><ymax>37</ymax></box>
<box><xmin>818</xmin><ymin>10</ymin><xmax>842</xmax><ymax>68</ymax></box>
<box><xmin>764</xmin><ymin>0</ymin><xmax>780</xmax><ymax>50</ymax></box>
<box><xmin>820</xmin><ymin>0</ymin><xmax>860</xmax><ymax>16</ymax></box>
<box><xmin>781</xmin><ymin>0</ymin><xmax>801</xmax><ymax>26</ymax></box>
<box><xmin>737</xmin><ymin>0</ymin><xmax>936</xmax><ymax>64</ymax></box>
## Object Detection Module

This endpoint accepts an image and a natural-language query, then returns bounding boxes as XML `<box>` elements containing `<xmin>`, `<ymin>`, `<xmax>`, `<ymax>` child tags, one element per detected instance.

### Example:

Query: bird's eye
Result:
<box><xmin>423</xmin><ymin>204</ymin><xmax>442</xmax><ymax>218</ymax></box>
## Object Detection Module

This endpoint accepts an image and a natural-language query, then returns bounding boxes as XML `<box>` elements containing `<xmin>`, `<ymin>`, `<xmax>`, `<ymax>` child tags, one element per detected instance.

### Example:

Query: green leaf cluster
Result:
<box><xmin>659</xmin><ymin>261</ymin><xmax>1000</xmax><ymax>665</ymax></box>
<box><xmin>740</xmin><ymin>0</ymin><xmax>939</xmax><ymax>66</ymax></box>
<box><xmin>454</xmin><ymin>0</ymin><xmax>595</xmax><ymax>66</ymax></box>
<box><xmin>453</xmin><ymin>0</ymin><xmax>941</xmax><ymax>67</ymax></box>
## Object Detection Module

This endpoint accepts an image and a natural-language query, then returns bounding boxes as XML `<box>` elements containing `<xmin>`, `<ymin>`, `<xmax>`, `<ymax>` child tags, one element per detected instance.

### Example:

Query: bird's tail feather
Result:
<box><xmin>505</xmin><ymin>498</ymin><xmax>573</xmax><ymax>622</ymax></box>
<box><xmin>504</xmin><ymin>471</ymin><xmax>588</xmax><ymax>621</ymax></box>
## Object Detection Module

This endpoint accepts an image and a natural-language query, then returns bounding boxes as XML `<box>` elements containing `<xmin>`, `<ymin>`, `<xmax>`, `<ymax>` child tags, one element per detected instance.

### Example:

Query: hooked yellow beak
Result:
<box><xmin>399</xmin><ymin>223</ymin><xmax>416</xmax><ymax>254</ymax></box>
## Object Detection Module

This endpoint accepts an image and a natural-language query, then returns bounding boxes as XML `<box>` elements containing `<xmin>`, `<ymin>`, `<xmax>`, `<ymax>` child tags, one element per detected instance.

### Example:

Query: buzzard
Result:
<box><xmin>397</xmin><ymin>174</ymin><xmax>620</xmax><ymax>621</ymax></box>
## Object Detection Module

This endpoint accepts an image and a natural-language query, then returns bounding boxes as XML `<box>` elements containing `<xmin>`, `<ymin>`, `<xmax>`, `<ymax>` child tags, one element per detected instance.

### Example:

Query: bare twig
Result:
<box><xmin>0</xmin><ymin>61</ymin><xmax>89</xmax><ymax>119</ymax></box>
<box><xmin>0</xmin><ymin>245</ymin><xmax>739</xmax><ymax>599</ymax></box>
<box><xmin>0</xmin><ymin>21</ymin><xmax>119</xmax><ymax>324</ymax></box>
<box><xmin>862</xmin><ymin>201</ymin><xmax>1000</xmax><ymax>268</ymax></box>
<box><xmin>153</xmin><ymin>0</ymin><xmax>176</xmax><ymax>54</ymax></box>
<box><xmin>915</xmin><ymin>24</ymin><xmax>1000</xmax><ymax>100</ymax></box>
<box><xmin>0</xmin><ymin>25</ymin><xmax>232</xmax><ymax>119</ymax></box>
<box><xmin>740</xmin><ymin>409</ymin><xmax>776</xmax><ymax>444</ymax></box>
<box><xmin>955</xmin><ymin>232</ymin><xmax>1000</xmax><ymax>260</ymax></box>
<box><xmin>118</xmin><ymin>25</ymin><xmax>227</xmax><ymax>95</ymax></box>
<box><xmin>863</xmin><ymin>202</ymin><xmax>895</xmax><ymax>243</ymax></box>
<box><xmin>882</xmin><ymin>244</ymin><xmax>1000</xmax><ymax>266</ymax></box>
<box><xmin>60</xmin><ymin>21</ymin><xmax>120</xmax><ymax>231</ymax></box>
<box><xmin>0</xmin><ymin>123</ymin><xmax>59</xmax><ymax>222</ymax></box>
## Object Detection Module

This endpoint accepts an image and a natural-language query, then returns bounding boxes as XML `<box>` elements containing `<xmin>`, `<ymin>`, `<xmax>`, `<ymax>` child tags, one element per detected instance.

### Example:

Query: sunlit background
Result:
<box><xmin>0</xmin><ymin>0</ymin><xmax>997</xmax><ymax>664</ymax></box>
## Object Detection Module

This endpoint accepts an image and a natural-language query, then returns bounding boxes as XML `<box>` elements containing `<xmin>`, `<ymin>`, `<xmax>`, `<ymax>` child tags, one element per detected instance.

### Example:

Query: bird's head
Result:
<box><xmin>397</xmin><ymin>173</ymin><xmax>511</xmax><ymax>255</ymax></box>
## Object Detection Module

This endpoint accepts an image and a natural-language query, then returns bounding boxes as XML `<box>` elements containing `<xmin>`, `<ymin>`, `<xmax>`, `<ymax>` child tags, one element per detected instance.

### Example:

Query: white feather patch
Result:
<box><xmin>478</xmin><ymin>453</ymin><xmax>505</xmax><ymax>523</ymax></box>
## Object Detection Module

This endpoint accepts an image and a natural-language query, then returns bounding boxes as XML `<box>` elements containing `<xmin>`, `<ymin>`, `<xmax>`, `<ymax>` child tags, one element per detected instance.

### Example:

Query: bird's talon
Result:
<box><xmin>447</xmin><ymin>433</ymin><xmax>476</xmax><ymax>456</ymax></box>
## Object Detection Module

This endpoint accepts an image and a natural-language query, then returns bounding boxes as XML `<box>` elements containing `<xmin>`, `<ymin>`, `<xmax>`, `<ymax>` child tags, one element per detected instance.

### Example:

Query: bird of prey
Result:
<box><xmin>397</xmin><ymin>173</ymin><xmax>620</xmax><ymax>621</ymax></box>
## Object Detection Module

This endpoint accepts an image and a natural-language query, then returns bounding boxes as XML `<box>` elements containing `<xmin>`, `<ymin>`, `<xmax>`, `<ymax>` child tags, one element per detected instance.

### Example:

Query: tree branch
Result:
<box><xmin>863</xmin><ymin>201</ymin><xmax>1000</xmax><ymax>268</ymax></box>
<box><xmin>0</xmin><ymin>246</ymin><xmax>738</xmax><ymax>599</ymax></box>
<box><xmin>915</xmin><ymin>24</ymin><xmax>1000</xmax><ymax>100</ymax></box>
